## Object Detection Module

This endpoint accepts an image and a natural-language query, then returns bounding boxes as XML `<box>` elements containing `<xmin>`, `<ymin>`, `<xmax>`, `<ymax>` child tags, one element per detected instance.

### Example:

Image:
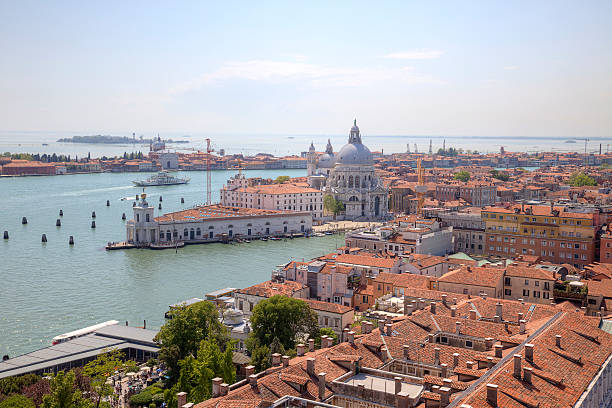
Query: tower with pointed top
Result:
<box><xmin>429</xmin><ymin>140</ymin><xmax>432</xmax><ymax>155</ymax></box>
<box><xmin>307</xmin><ymin>141</ymin><xmax>317</xmax><ymax>176</ymax></box>
<box><xmin>407</xmin><ymin>143</ymin><xmax>411</xmax><ymax>154</ymax></box>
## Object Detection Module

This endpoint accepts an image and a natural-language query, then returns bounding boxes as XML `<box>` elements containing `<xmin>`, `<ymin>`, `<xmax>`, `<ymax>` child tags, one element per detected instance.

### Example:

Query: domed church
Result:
<box><xmin>307</xmin><ymin>120</ymin><xmax>388</xmax><ymax>220</ymax></box>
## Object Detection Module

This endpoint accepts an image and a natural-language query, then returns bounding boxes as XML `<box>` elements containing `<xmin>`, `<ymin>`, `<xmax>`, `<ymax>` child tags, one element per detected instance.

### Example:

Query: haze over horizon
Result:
<box><xmin>1</xmin><ymin>1</ymin><xmax>611</xmax><ymax>138</ymax></box>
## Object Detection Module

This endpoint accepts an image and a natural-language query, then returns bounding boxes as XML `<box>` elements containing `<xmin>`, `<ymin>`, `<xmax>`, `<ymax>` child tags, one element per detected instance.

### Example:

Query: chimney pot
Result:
<box><xmin>469</xmin><ymin>309</ymin><xmax>477</xmax><ymax>320</ymax></box>
<box><xmin>380</xmin><ymin>346</ymin><xmax>389</xmax><ymax>362</ymax></box>
<box><xmin>378</xmin><ymin>319</ymin><xmax>385</xmax><ymax>332</ymax></box>
<box><xmin>440</xmin><ymin>363</ymin><xmax>448</xmax><ymax>378</ymax></box>
<box><xmin>456</xmin><ymin>321</ymin><xmax>461</xmax><ymax>334</ymax></box>
<box><xmin>519</xmin><ymin>319</ymin><xmax>526</xmax><ymax>334</ymax></box>
<box><xmin>453</xmin><ymin>353</ymin><xmax>460</xmax><ymax>368</ymax></box>
<box><xmin>485</xmin><ymin>337</ymin><xmax>494</xmax><ymax>350</ymax></box>
<box><xmin>385</xmin><ymin>323</ymin><xmax>393</xmax><ymax>336</ymax></box>
<box><xmin>348</xmin><ymin>331</ymin><xmax>355</xmax><ymax>344</ymax></box>
<box><xmin>177</xmin><ymin>391</ymin><xmax>187</xmax><ymax>408</ymax></box>
<box><xmin>442</xmin><ymin>294</ymin><xmax>447</xmax><ymax>305</ymax></box>
<box><xmin>308</xmin><ymin>338</ymin><xmax>315</xmax><ymax>352</ymax></box>
<box><xmin>494</xmin><ymin>344</ymin><xmax>503</xmax><ymax>358</ymax></box>
<box><xmin>431</xmin><ymin>302</ymin><xmax>437</xmax><ymax>314</ymax></box>
<box><xmin>212</xmin><ymin>377</ymin><xmax>223</xmax><ymax>398</ymax></box>
<box><xmin>403</xmin><ymin>344</ymin><xmax>410</xmax><ymax>359</ymax></box>
<box><xmin>282</xmin><ymin>355</ymin><xmax>290</xmax><ymax>367</ymax></box>
<box><xmin>394</xmin><ymin>376</ymin><xmax>402</xmax><ymax>394</ymax></box>
<box><xmin>523</xmin><ymin>367</ymin><xmax>533</xmax><ymax>384</ymax></box>
<box><xmin>494</xmin><ymin>314</ymin><xmax>501</xmax><ymax>323</ymax></box>
<box><xmin>451</xmin><ymin>306</ymin><xmax>456</xmax><ymax>317</ymax></box>
<box><xmin>343</xmin><ymin>327</ymin><xmax>350</xmax><ymax>342</ymax></box>
<box><xmin>245</xmin><ymin>365</ymin><xmax>255</xmax><ymax>378</ymax></box>
<box><xmin>249</xmin><ymin>374</ymin><xmax>258</xmax><ymax>389</ymax></box>
<box><xmin>271</xmin><ymin>353</ymin><xmax>281</xmax><ymax>366</ymax></box>
<box><xmin>487</xmin><ymin>356</ymin><xmax>494</xmax><ymax>368</ymax></box>
<box><xmin>434</xmin><ymin>348</ymin><xmax>441</xmax><ymax>365</ymax></box>
<box><xmin>453</xmin><ymin>297</ymin><xmax>457</xmax><ymax>305</ymax></box>
<box><xmin>513</xmin><ymin>354</ymin><xmax>522</xmax><ymax>378</ymax></box>
<box><xmin>518</xmin><ymin>312</ymin><xmax>524</xmax><ymax>322</ymax></box>
<box><xmin>440</xmin><ymin>386</ymin><xmax>451</xmax><ymax>407</ymax></box>
<box><xmin>220</xmin><ymin>383</ymin><xmax>229</xmax><ymax>397</ymax></box>
<box><xmin>297</xmin><ymin>343</ymin><xmax>306</xmax><ymax>356</ymax></box>
<box><xmin>486</xmin><ymin>384</ymin><xmax>498</xmax><ymax>406</ymax></box>
<box><xmin>466</xmin><ymin>361</ymin><xmax>474</xmax><ymax>369</ymax></box>
<box><xmin>555</xmin><ymin>335</ymin><xmax>562</xmax><ymax>348</ymax></box>
<box><xmin>318</xmin><ymin>372</ymin><xmax>326</xmax><ymax>400</ymax></box>
<box><xmin>524</xmin><ymin>343</ymin><xmax>534</xmax><ymax>361</ymax></box>
<box><xmin>307</xmin><ymin>357</ymin><xmax>315</xmax><ymax>375</ymax></box>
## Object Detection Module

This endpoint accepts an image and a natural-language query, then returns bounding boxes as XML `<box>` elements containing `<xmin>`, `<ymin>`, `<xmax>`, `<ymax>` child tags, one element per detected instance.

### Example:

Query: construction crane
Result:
<box><xmin>205</xmin><ymin>138</ymin><xmax>214</xmax><ymax>205</ymax></box>
<box><xmin>415</xmin><ymin>158</ymin><xmax>426</xmax><ymax>216</ymax></box>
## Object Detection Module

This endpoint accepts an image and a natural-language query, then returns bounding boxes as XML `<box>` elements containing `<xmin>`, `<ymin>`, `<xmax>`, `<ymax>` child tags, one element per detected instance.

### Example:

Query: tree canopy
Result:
<box><xmin>324</xmin><ymin>195</ymin><xmax>344</xmax><ymax>217</ymax></box>
<box><xmin>41</xmin><ymin>371</ymin><xmax>92</xmax><ymax>408</ymax></box>
<box><xmin>489</xmin><ymin>169</ymin><xmax>509</xmax><ymax>181</ymax></box>
<box><xmin>274</xmin><ymin>175</ymin><xmax>290</xmax><ymax>184</ymax></box>
<box><xmin>568</xmin><ymin>171</ymin><xmax>597</xmax><ymax>187</ymax></box>
<box><xmin>83</xmin><ymin>349</ymin><xmax>124</xmax><ymax>408</ymax></box>
<box><xmin>0</xmin><ymin>394</ymin><xmax>35</xmax><ymax>408</ymax></box>
<box><xmin>154</xmin><ymin>302</ymin><xmax>228</xmax><ymax>384</ymax></box>
<box><xmin>453</xmin><ymin>170</ymin><xmax>471</xmax><ymax>182</ymax></box>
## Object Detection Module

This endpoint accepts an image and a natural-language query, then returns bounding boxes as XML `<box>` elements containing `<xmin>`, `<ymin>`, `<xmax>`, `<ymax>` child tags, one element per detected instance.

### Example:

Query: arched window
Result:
<box><xmin>228</xmin><ymin>224</ymin><xmax>234</xmax><ymax>229</ymax></box>
<box><xmin>348</xmin><ymin>175</ymin><xmax>354</xmax><ymax>188</ymax></box>
<box><xmin>196</xmin><ymin>228</ymin><xmax>201</xmax><ymax>236</ymax></box>
<box><xmin>136</xmin><ymin>214</ymin><xmax>140</xmax><ymax>222</ymax></box>
<box><xmin>247</xmin><ymin>223</ymin><xmax>252</xmax><ymax>227</ymax></box>
<box><xmin>283</xmin><ymin>221</ymin><xmax>288</xmax><ymax>224</ymax></box>
<box><xmin>355</xmin><ymin>176</ymin><xmax>360</xmax><ymax>188</ymax></box>
<box><xmin>208</xmin><ymin>226</ymin><xmax>214</xmax><ymax>229</ymax></box>
<box><xmin>349</xmin><ymin>196</ymin><xmax>359</xmax><ymax>202</ymax></box>
<box><xmin>265</xmin><ymin>222</ymin><xmax>271</xmax><ymax>225</ymax></box>
<box><xmin>184</xmin><ymin>228</ymin><xmax>188</xmax><ymax>237</ymax></box>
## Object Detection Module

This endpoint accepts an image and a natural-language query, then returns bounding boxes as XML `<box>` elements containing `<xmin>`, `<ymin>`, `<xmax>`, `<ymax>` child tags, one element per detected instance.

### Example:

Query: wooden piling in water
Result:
<box><xmin>69</xmin><ymin>236</ymin><xmax>74</xmax><ymax>245</ymax></box>
<box><xmin>41</xmin><ymin>234</ymin><xmax>47</xmax><ymax>243</ymax></box>
<box><xmin>22</xmin><ymin>217</ymin><xmax>27</xmax><ymax>225</ymax></box>
<box><xmin>91</xmin><ymin>221</ymin><xmax>96</xmax><ymax>228</ymax></box>
<box><xmin>56</xmin><ymin>219</ymin><xmax>61</xmax><ymax>227</ymax></box>
<box><xmin>159</xmin><ymin>196</ymin><xmax>162</xmax><ymax>202</ymax></box>
<box><xmin>3</xmin><ymin>231</ymin><xmax>8</xmax><ymax>240</ymax></box>
<box><xmin>106</xmin><ymin>200</ymin><xmax>110</xmax><ymax>206</ymax></box>
<box><xmin>158</xmin><ymin>203</ymin><xmax>162</xmax><ymax>210</ymax></box>
<box><xmin>132</xmin><ymin>202</ymin><xmax>136</xmax><ymax>207</ymax></box>
<box><xmin>181</xmin><ymin>197</ymin><xmax>184</xmax><ymax>203</ymax></box>
<box><xmin>91</xmin><ymin>211</ymin><xmax>96</xmax><ymax>218</ymax></box>
<box><xmin>59</xmin><ymin>209</ymin><xmax>63</xmax><ymax>217</ymax></box>
<box><xmin>122</xmin><ymin>213</ymin><xmax>126</xmax><ymax>220</ymax></box>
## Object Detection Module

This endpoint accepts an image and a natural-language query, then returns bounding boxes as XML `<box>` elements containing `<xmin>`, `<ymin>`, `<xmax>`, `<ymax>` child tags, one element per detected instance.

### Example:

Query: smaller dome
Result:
<box><xmin>223</xmin><ymin>308</ymin><xmax>245</xmax><ymax>325</ymax></box>
<box><xmin>337</xmin><ymin>143</ymin><xmax>373</xmax><ymax>165</ymax></box>
<box><xmin>318</xmin><ymin>153</ymin><xmax>335</xmax><ymax>168</ymax></box>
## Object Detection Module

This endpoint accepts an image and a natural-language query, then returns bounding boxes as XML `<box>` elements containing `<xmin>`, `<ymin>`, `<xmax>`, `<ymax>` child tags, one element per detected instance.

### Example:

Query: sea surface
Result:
<box><xmin>1</xmin><ymin>131</ymin><xmax>611</xmax><ymax>158</ymax></box>
<box><xmin>0</xmin><ymin>169</ymin><xmax>346</xmax><ymax>357</ymax></box>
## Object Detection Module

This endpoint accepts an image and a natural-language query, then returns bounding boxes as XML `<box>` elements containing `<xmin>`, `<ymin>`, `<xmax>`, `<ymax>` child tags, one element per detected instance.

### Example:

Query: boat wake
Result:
<box><xmin>60</xmin><ymin>185</ymin><xmax>135</xmax><ymax>197</ymax></box>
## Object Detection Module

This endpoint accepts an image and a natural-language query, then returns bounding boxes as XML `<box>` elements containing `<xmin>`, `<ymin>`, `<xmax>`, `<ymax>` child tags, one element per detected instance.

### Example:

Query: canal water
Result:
<box><xmin>0</xmin><ymin>169</ymin><xmax>343</xmax><ymax>357</ymax></box>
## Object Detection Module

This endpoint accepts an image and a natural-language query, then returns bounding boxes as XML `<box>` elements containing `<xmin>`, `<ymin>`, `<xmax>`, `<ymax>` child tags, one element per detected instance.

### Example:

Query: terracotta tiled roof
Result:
<box><xmin>374</xmin><ymin>272</ymin><xmax>432</xmax><ymax>290</ymax></box>
<box><xmin>238</xmin><ymin>280</ymin><xmax>307</xmax><ymax>298</ymax></box>
<box><xmin>438</xmin><ymin>265</ymin><xmax>504</xmax><ymax>289</ymax></box>
<box><xmin>335</xmin><ymin>254</ymin><xmax>399</xmax><ymax>269</ymax></box>
<box><xmin>305</xmin><ymin>299</ymin><xmax>352</xmax><ymax>314</ymax></box>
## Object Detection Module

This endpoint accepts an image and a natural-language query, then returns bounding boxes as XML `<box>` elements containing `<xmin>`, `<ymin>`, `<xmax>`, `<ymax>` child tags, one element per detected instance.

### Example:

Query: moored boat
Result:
<box><xmin>133</xmin><ymin>171</ymin><xmax>189</xmax><ymax>186</ymax></box>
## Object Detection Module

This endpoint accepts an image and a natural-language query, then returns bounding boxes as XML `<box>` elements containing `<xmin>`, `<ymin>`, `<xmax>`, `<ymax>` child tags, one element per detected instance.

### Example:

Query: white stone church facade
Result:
<box><xmin>307</xmin><ymin>120</ymin><xmax>388</xmax><ymax>221</ymax></box>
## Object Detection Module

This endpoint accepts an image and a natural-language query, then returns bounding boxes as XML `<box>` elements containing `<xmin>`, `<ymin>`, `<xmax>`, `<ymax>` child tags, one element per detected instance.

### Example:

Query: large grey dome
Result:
<box><xmin>337</xmin><ymin>142</ymin><xmax>373</xmax><ymax>165</ymax></box>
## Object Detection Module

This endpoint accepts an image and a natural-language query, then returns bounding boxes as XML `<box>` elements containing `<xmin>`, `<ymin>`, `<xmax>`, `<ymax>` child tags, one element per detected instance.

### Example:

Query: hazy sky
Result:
<box><xmin>0</xmin><ymin>1</ymin><xmax>611</xmax><ymax>137</ymax></box>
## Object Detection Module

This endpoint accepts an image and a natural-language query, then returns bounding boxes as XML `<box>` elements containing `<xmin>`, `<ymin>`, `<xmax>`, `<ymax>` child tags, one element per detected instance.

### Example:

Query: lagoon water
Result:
<box><xmin>0</xmin><ymin>169</ymin><xmax>344</xmax><ymax>357</ymax></box>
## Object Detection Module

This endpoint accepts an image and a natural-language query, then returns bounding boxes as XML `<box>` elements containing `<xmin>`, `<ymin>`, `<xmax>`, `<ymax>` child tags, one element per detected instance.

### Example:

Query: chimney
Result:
<box><xmin>348</xmin><ymin>331</ymin><xmax>355</xmax><ymax>345</ymax></box>
<box><xmin>440</xmin><ymin>363</ymin><xmax>448</xmax><ymax>378</ymax></box>
<box><xmin>271</xmin><ymin>353</ymin><xmax>281</xmax><ymax>366</ymax></box>
<box><xmin>394</xmin><ymin>377</ymin><xmax>402</xmax><ymax>394</ymax></box>
<box><xmin>494</xmin><ymin>315</ymin><xmax>501</xmax><ymax>323</ymax></box>
<box><xmin>524</xmin><ymin>343</ymin><xmax>534</xmax><ymax>361</ymax></box>
<box><xmin>518</xmin><ymin>312</ymin><xmax>524</xmax><ymax>322</ymax></box>
<box><xmin>403</xmin><ymin>301</ymin><xmax>411</xmax><ymax>316</ymax></box>
<box><xmin>485</xmin><ymin>337</ymin><xmax>494</xmax><ymax>350</ymax></box>
<box><xmin>282</xmin><ymin>355</ymin><xmax>290</xmax><ymax>367</ymax></box>
<box><xmin>519</xmin><ymin>319</ymin><xmax>526</xmax><ymax>334</ymax></box>
<box><xmin>318</xmin><ymin>372</ymin><xmax>326</xmax><ymax>400</ymax></box>
<box><xmin>378</xmin><ymin>319</ymin><xmax>385</xmax><ymax>332</ymax></box>
<box><xmin>555</xmin><ymin>335</ymin><xmax>562</xmax><ymax>348</ymax></box>
<box><xmin>451</xmin><ymin>306</ymin><xmax>456</xmax><ymax>317</ymax></box>
<box><xmin>249</xmin><ymin>374</ymin><xmax>258</xmax><ymax>389</ymax></box>
<box><xmin>386</xmin><ymin>323</ymin><xmax>393</xmax><ymax>337</ymax></box>
<box><xmin>177</xmin><ymin>392</ymin><xmax>187</xmax><ymax>408</ymax></box>
<box><xmin>403</xmin><ymin>344</ymin><xmax>410</xmax><ymax>360</ymax></box>
<box><xmin>419</xmin><ymin>298</ymin><xmax>425</xmax><ymax>310</ymax></box>
<box><xmin>496</xmin><ymin>303</ymin><xmax>503</xmax><ymax>320</ymax></box>
<box><xmin>456</xmin><ymin>321</ymin><xmax>461</xmax><ymax>334</ymax></box>
<box><xmin>307</xmin><ymin>357</ymin><xmax>315</xmax><ymax>375</ymax></box>
<box><xmin>486</xmin><ymin>384</ymin><xmax>498</xmax><ymax>406</ymax></box>
<box><xmin>513</xmin><ymin>354</ymin><xmax>522</xmax><ymax>378</ymax></box>
<box><xmin>343</xmin><ymin>327</ymin><xmax>350</xmax><ymax>342</ymax></box>
<box><xmin>428</xmin><ymin>333</ymin><xmax>435</xmax><ymax>343</ymax></box>
<box><xmin>386</xmin><ymin>315</ymin><xmax>393</xmax><ymax>325</ymax></box>
<box><xmin>380</xmin><ymin>346</ymin><xmax>389</xmax><ymax>363</ymax></box>
<box><xmin>362</xmin><ymin>321</ymin><xmax>372</xmax><ymax>334</ymax></box>
<box><xmin>320</xmin><ymin>335</ymin><xmax>328</xmax><ymax>348</ymax></box>
<box><xmin>434</xmin><ymin>348</ymin><xmax>440</xmax><ymax>365</ymax></box>
<box><xmin>466</xmin><ymin>361</ymin><xmax>474</xmax><ymax>369</ymax></box>
<box><xmin>453</xmin><ymin>353</ymin><xmax>460</xmax><ymax>368</ymax></box>
<box><xmin>440</xmin><ymin>386</ymin><xmax>451</xmax><ymax>407</ymax></box>
<box><xmin>523</xmin><ymin>367</ymin><xmax>533</xmax><ymax>384</ymax></box>
<box><xmin>245</xmin><ymin>365</ymin><xmax>255</xmax><ymax>378</ymax></box>
<box><xmin>212</xmin><ymin>377</ymin><xmax>223</xmax><ymax>398</ymax></box>
<box><xmin>487</xmin><ymin>356</ymin><xmax>494</xmax><ymax>369</ymax></box>
<box><xmin>442</xmin><ymin>294</ymin><xmax>447</xmax><ymax>306</ymax></box>
<box><xmin>453</xmin><ymin>297</ymin><xmax>457</xmax><ymax>305</ymax></box>
<box><xmin>469</xmin><ymin>309</ymin><xmax>477</xmax><ymax>320</ymax></box>
<box><xmin>431</xmin><ymin>302</ymin><xmax>437</xmax><ymax>314</ymax></box>
<box><xmin>308</xmin><ymin>338</ymin><xmax>315</xmax><ymax>352</ymax></box>
<box><xmin>494</xmin><ymin>344</ymin><xmax>503</xmax><ymax>358</ymax></box>
<box><xmin>220</xmin><ymin>383</ymin><xmax>229</xmax><ymax>397</ymax></box>
<box><xmin>297</xmin><ymin>343</ymin><xmax>306</xmax><ymax>356</ymax></box>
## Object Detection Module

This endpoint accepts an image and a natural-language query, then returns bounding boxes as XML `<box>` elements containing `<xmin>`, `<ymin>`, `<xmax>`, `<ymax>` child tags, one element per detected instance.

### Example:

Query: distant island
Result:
<box><xmin>57</xmin><ymin>135</ymin><xmax>189</xmax><ymax>144</ymax></box>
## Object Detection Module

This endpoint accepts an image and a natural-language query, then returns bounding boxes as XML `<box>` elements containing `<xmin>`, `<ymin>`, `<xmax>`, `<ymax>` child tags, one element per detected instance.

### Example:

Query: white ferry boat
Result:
<box><xmin>51</xmin><ymin>320</ymin><xmax>119</xmax><ymax>344</ymax></box>
<box><xmin>133</xmin><ymin>171</ymin><xmax>190</xmax><ymax>186</ymax></box>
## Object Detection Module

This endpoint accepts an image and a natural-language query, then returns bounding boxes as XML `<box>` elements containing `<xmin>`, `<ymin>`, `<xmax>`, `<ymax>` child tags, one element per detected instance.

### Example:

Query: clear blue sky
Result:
<box><xmin>0</xmin><ymin>0</ymin><xmax>610</xmax><ymax>137</ymax></box>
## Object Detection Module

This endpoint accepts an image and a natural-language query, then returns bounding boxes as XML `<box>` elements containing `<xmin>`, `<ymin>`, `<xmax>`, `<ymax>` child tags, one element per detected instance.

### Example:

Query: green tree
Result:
<box><xmin>568</xmin><ymin>171</ymin><xmax>597</xmax><ymax>187</ymax></box>
<box><xmin>154</xmin><ymin>302</ymin><xmax>228</xmax><ymax>384</ymax></box>
<box><xmin>249</xmin><ymin>296</ymin><xmax>318</xmax><ymax>351</ymax></box>
<box><xmin>83</xmin><ymin>349</ymin><xmax>124</xmax><ymax>408</ymax></box>
<box><xmin>274</xmin><ymin>175</ymin><xmax>290</xmax><ymax>184</ymax></box>
<box><xmin>489</xmin><ymin>170</ymin><xmax>509</xmax><ymax>181</ymax></box>
<box><xmin>323</xmin><ymin>195</ymin><xmax>345</xmax><ymax>218</ymax></box>
<box><xmin>41</xmin><ymin>371</ymin><xmax>92</xmax><ymax>408</ymax></box>
<box><xmin>453</xmin><ymin>170</ymin><xmax>470</xmax><ymax>182</ymax></box>
<box><xmin>0</xmin><ymin>394</ymin><xmax>35</xmax><ymax>408</ymax></box>
<box><xmin>315</xmin><ymin>328</ymin><xmax>338</xmax><ymax>348</ymax></box>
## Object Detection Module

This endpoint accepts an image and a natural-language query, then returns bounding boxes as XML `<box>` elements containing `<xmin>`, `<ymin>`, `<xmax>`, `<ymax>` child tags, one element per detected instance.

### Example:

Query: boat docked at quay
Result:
<box><xmin>133</xmin><ymin>171</ymin><xmax>189</xmax><ymax>186</ymax></box>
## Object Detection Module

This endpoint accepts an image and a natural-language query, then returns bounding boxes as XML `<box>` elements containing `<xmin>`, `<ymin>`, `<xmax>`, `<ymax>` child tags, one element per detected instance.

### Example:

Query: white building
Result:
<box><xmin>126</xmin><ymin>198</ymin><xmax>312</xmax><ymax>246</ymax></box>
<box><xmin>158</xmin><ymin>152</ymin><xmax>179</xmax><ymax>170</ymax></box>
<box><xmin>220</xmin><ymin>172</ymin><xmax>323</xmax><ymax>219</ymax></box>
